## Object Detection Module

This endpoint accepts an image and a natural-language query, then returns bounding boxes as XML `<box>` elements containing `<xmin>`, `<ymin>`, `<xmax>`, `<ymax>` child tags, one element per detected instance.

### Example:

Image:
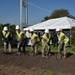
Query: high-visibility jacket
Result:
<box><xmin>2</xmin><ymin>30</ymin><xmax>10</xmax><ymax>38</ymax></box>
<box><xmin>64</xmin><ymin>36</ymin><xmax>69</xmax><ymax>44</ymax></box>
<box><xmin>42</xmin><ymin>34</ymin><xmax>50</xmax><ymax>43</ymax></box>
<box><xmin>16</xmin><ymin>31</ymin><xmax>26</xmax><ymax>40</ymax></box>
<box><xmin>30</xmin><ymin>33</ymin><xmax>39</xmax><ymax>42</ymax></box>
<box><xmin>57</xmin><ymin>32</ymin><xmax>69</xmax><ymax>44</ymax></box>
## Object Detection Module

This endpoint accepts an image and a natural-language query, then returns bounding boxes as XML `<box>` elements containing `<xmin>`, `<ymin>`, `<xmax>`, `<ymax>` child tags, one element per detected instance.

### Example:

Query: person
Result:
<box><xmin>52</xmin><ymin>29</ymin><xmax>58</xmax><ymax>47</ymax></box>
<box><xmin>15</xmin><ymin>25</ymin><xmax>27</xmax><ymax>55</ymax></box>
<box><xmin>41</xmin><ymin>29</ymin><xmax>52</xmax><ymax>57</ymax></box>
<box><xmin>25</xmin><ymin>28</ymin><xmax>31</xmax><ymax>45</ymax></box>
<box><xmin>56</xmin><ymin>28</ymin><xmax>69</xmax><ymax>59</ymax></box>
<box><xmin>30</xmin><ymin>28</ymin><xmax>40</xmax><ymax>56</ymax></box>
<box><xmin>1</xmin><ymin>26</ymin><xmax>12</xmax><ymax>53</ymax></box>
<box><xmin>36</xmin><ymin>31</ymin><xmax>41</xmax><ymax>40</ymax></box>
<box><xmin>25</xmin><ymin>28</ymin><xmax>30</xmax><ymax>38</ymax></box>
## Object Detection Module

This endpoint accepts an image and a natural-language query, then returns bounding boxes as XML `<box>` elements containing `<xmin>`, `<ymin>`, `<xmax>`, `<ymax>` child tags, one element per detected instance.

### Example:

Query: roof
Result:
<box><xmin>23</xmin><ymin>17</ymin><xmax>75</xmax><ymax>30</ymax></box>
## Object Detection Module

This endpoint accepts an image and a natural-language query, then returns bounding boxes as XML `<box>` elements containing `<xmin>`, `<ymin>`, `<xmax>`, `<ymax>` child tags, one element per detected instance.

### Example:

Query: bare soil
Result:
<box><xmin>0</xmin><ymin>50</ymin><xmax>75</xmax><ymax>75</ymax></box>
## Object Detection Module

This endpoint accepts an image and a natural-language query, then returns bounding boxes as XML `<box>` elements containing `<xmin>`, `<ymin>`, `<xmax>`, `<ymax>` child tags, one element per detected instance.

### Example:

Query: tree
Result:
<box><xmin>43</xmin><ymin>9</ymin><xmax>75</xmax><ymax>21</ymax></box>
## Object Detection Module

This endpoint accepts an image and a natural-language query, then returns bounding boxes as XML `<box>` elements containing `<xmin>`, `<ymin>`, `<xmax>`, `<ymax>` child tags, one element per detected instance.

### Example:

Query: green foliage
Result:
<box><xmin>42</xmin><ymin>70</ymin><xmax>54</xmax><ymax>75</ymax></box>
<box><xmin>71</xmin><ymin>27</ymin><xmax>75</xmax><ymax>47</ymax></box>
<box><xmin>30</xmin><ymin>67</ymin><xmax>37</xmax><ymax>71</ymax></box>
<box><xmin>50</xmin><ymin>9</ymin><xmax>69</xmax><ymax>19</ymax></box>
<box><xmin>43</xmin><ymin>9</ymin><xmax>75</xmax><ymax>21</ymax></box>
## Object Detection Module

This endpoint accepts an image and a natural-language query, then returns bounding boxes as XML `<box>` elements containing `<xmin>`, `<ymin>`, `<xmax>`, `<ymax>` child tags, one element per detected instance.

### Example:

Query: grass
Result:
<box><xmin>0</xmin><ymin>65</ymin><xmax>74</xmax><ymax>75</ymax></box>
<box><xmin>42</xmin><ymin>70</ymin><xmax>54</xmax><ymax>75</ymax></box>
<box><xmin>0</xmin><ymin>45</ymin><xmax>75</xmax><ymax>75</ymax></box>
<box><xmin>0</xmin><ymin>44</ymin><xmax>74</xmax><ymax>54</ymax></box>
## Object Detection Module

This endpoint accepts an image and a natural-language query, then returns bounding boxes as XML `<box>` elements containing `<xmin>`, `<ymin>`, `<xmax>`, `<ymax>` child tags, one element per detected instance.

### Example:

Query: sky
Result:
<box><xmin>0</xmin><ymin>0</ymin><xmax>75</xmax><ymax>25</ymax></box>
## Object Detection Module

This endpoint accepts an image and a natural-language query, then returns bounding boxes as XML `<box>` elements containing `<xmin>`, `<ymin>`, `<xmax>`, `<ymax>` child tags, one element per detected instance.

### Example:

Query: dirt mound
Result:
<box><xmin>0</xmin><ymin>50</ymin><xmax>75</xmax><ymax>74</ymax></box>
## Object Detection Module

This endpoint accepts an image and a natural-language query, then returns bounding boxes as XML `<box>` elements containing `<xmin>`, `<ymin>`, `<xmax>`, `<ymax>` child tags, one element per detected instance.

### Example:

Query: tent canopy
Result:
<box><xmin>23</xmin><ymin>17</ymin><xmax>75</xmax><ymax>30</ymax></box>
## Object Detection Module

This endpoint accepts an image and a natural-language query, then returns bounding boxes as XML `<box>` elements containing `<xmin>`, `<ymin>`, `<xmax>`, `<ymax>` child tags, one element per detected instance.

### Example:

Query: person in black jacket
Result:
<box><xmin>52</xmin><ymin>29</ymin><xmax>58</xmax><ymax>47</ymax></box>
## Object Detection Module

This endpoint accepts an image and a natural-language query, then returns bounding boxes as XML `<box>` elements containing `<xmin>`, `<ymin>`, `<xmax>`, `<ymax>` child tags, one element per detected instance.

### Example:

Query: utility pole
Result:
<box><xmin>20</xmin><ymin>0</ymin><xmax>22</xmax><ymax>30</ymax></box>
<box><xmin>20</xmin><ymin>0</ymin><xmax>28</xmax><ymax>30</ymax></box>
<box><xmin>26</xmin><ymin>0</ymin><xmax>28</xmax><ymax>26</ymax></box>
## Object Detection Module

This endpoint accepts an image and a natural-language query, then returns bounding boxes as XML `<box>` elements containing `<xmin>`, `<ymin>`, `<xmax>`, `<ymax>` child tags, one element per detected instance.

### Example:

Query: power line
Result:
<box><xmin>28</xmin><ymin>2</ymin><xmax>51</xmax><ymax>13</ymax></box>
<box><xmin>0</xmin><ymin>0</ymin><xmax>51</xmax><ymax>23</ymax></box>
<box><xmin>0</xmin><ymin>2</ymin><xmax>19</xmax><ymax>20</ymax></box>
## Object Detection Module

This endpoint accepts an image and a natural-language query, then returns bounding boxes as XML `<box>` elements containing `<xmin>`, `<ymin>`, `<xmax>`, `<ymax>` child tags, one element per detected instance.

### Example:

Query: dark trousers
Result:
<box><xmin>2</xmin><ymin>39</ymin><xmax>11</xmax><ymax>52</ymax></box>
<box><xmin>17</xmin><ymin>39</ymin><xmax>27</xmax><ymax>53</ymax></box>
<box><xmin>53</xmin><ymin>37</ymin><xmax>58</xmax><ymax>47</ymax></box>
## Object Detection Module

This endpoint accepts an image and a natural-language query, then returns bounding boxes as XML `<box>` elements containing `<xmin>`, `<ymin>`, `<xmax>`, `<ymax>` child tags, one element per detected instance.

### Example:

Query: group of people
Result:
<box><xmin>1</xmin><ymin>25</ymin><xmax>69</xmax><ymax>59</ymax></box>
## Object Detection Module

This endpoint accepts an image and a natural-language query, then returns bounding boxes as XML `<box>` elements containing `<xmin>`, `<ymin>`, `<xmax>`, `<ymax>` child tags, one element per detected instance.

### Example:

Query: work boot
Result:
<box><xmin>56</xmin><ymin>52</ymin><xmax>62</xmax><ymax>60</ymax></box>
<box><xmin>42</xmin><ymin>54</ymin><xmax>44</xmax><ymax>58</ymax></box>
<box><xmin>30</xmin><ymin>52</ymin><xmax>34</xmax><ymax>56</ymax></box>
<box><xmin>34</xmin><ymin>51</ymin><xmax>37</xmax><ymax>56</ymax></box>
<box><xmin>49</xmin><ymin>53</ymin><xmax>52</xmax><ymax>56</ymax></box>
<box><xmin>17</xmin><ymin>52</ymin><xmax>21</xmax><ymax>55</ymax></box>
<box><xmin>34</xmin><ymin>53</ymin><xmax>37</xmax><ymax>56</ymax></box>
<box><xmin>63</xmin><ymin>55</ymin><xmax>66</xmax><ymax>59</ymax></box>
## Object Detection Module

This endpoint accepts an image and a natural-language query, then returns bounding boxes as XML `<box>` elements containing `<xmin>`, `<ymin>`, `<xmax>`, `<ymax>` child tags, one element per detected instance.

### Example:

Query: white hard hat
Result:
<box><xmin>56</xmin><ymin>28</ymin><xmax>61</xmax><ymax>31</ymax></box>
<box><xmin>4</xmin><ymin>26</ymin><xmax>8</xmax><ymax>31</ymax></box>
<box><xmin>23</xmin><ymin>28</ymin><xmax>29</xmax><ymax>31</ymax></box>
<box><xmin>15</xmin><ymin>25</ymin><xmax>20</xmax><ymax>29</ymax></box>
<box><xmin>45</xmin><ymin>29</ymin><xmax>49</xmax><ymax>33</ymax></box>
<box><xmin>30</xmin><ymin>28</ymin><xmax>34</xmax><ymax>32</ymax></box>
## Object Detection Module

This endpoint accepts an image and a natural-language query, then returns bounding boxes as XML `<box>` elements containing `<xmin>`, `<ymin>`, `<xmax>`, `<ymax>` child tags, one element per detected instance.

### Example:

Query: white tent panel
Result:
<box><xmin>23</xmin><ymin>17</ymin><xmax>75</xmax><ymax>30</ymax></box>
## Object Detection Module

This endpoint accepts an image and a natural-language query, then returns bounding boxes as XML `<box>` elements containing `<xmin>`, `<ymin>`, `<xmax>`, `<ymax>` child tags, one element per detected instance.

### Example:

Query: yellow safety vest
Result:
<box><xmin>30</xmin><ymin>33</ymin><xmax>39</xmax><ymax>42</ymax></box>
<box><xmin>57</xmin><ymin>32</ymin><xmax>64</xmax><ymax>41</ymax></box>
<box><xmin>2</xmin><ymin>30</ymin><xmax>10</xmax><ymax>38</ymax></box>
<box><xmin>42</xmin><ymin>34</ymin><xmax>50</xmax><ymax>43</ymax></box>
<box><xmin>16</xmin><ymin>31</ymin><xmax>26</xmax><ymax>40</ymax></box>
<box><xmin>64</xmin><ymin>36</ymin><xmax>69</xmax><ymax>44</ymax></box>
<box><xmin>57</xmin><ymin>32</ymin><xmax>69</xmax><ymax>44</ymax></box>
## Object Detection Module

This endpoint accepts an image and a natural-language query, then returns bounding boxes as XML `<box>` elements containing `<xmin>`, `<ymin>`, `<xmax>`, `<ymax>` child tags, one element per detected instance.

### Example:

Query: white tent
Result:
<box><xmin>23</xmin><ymin>17</ymin><xmax>75</xmax><ymax>30</ymax></box>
